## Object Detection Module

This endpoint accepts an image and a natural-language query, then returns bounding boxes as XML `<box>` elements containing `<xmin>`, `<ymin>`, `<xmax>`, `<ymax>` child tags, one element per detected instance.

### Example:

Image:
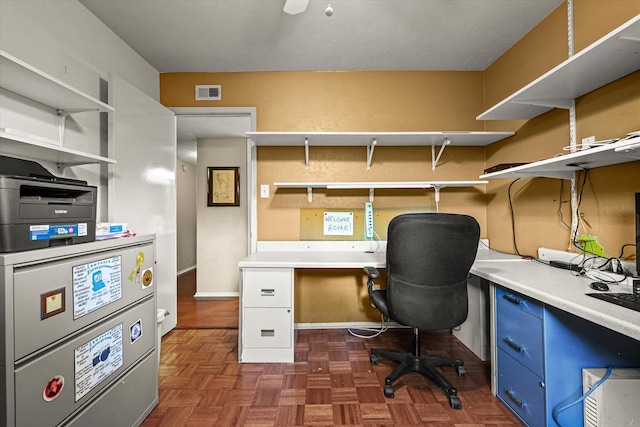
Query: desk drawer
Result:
<box><xmin>496</xmin><ymin>287</ymin><xmax>542</xmax><ymax>318</ymax></box>
<box><xmin>496</xmin><ymin>295</ymin><xmax>544</xmax><ymax>376</ymax></box>
<box><xmin>243</xmin><ymin>308</ymin><xmax>292</xmax><ymax>348</ymax></box>
<box><xmin>243</xmin><ymin>268</ymin><xmax>292</xmax><ymax>308</ymax></box>
<box><xmin>497</xmin><ymin>348</ymin><xmax>545</xmax><ymax>427</ymax></box>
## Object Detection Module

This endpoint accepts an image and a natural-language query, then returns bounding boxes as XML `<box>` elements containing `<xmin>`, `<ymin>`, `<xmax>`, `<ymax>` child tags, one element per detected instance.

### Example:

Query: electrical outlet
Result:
<box><xmin>365</xmin><ymin>202</ymin><xmax>374</xmax><ymax>239</ymax></box>
<box><xmin>260</xmin><ymin>184</ymin><xmax>269</xmax><ymax>198</ymax></box>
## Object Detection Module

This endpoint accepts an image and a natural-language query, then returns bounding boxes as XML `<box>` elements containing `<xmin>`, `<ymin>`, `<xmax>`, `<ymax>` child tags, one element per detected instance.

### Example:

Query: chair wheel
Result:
<box><xmin>449</xmin><ymin>395</ymin><xmax>462</xmax><ymax>409</ymax></box>
<box><xmin>384</xmin><ymin>385</ymin><xmax>395</xmax><ymax>398</ymax></box>
<box><xmin>370</xmin><ymin>354</ymin><xmax>379</xmax><ymax>365</ymax></box>
<box><xmin>457</xmin><ymin>365</ymin><xmax>467</xmax><ymax>376</ymax></box>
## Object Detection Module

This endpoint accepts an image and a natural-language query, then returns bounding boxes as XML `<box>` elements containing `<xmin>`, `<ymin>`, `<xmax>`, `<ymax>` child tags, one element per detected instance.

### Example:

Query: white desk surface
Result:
<box><xmin>239</xmin><ymin>245</ymin><xmax>640</xmax><ymax>342</ymax></box>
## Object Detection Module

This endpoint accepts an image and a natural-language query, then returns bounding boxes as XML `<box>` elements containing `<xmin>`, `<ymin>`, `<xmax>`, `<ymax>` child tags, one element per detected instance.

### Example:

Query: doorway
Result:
<box><xmin>171</xmin><ymin>107</ymin><xmax>256</xmax><ymax>300</ymax></box>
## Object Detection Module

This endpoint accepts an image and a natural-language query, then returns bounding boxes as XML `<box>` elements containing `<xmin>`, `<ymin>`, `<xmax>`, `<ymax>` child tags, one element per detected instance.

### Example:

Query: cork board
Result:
<box><xmin>300</xmin><ymin>206</ymin><xmax>436</xmax><ymax>240</ymax></box>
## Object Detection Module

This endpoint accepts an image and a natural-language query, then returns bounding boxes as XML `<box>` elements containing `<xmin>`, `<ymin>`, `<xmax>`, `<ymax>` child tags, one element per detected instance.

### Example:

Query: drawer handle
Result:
<box><xmin>505</xmin><ymin>389</ymin><xmax>524</xmax><ymax>408</ymax></box>
<box><xmin>261</xmin><ymin>329</ymin><xmax>275</xmax><ymax>337</ymax></box>
<box><xmin>261</xmin><ymin>289</ymin><xmax>275</xmax><ymax>296</ymax></box>
<box><xmin>503</xmin><ymin>294</ymin><xmax>521</xmax><ymax>305</ymax></box>
<box><xmin>503</xmin><ymin>337</ymin><xmax>522</xmax><ymax>352</ymax></box>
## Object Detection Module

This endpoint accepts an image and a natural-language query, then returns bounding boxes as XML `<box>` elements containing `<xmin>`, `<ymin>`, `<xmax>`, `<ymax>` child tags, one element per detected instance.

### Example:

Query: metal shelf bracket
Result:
<box><xmin>367</xmin><ymin>138</ymin><xmax>377</xmax><ymax>170</ymax></box>
<box><xmin>431</xmin><ymin>138</ymin><xmax>450</xmax><ymax>170</ymax></box>
<box><xmin>304</xmin><ymin>138</ymin><xmax>309</xmax><ymax>169</ymax></box>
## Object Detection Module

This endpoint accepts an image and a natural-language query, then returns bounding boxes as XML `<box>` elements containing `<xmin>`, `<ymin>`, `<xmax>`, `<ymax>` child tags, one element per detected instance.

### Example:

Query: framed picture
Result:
<box><xmin>207</xmin><ymin>167</ymin><xmax>240</xmax><ymax>206</ymax></box>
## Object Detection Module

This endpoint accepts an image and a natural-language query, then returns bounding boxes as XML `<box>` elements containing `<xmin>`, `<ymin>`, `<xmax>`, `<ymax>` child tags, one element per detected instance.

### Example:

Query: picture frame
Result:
<box><xmin>207</xmin><ymin>166</ymin><xmax>240</xmax><ymax>206</ymax></box>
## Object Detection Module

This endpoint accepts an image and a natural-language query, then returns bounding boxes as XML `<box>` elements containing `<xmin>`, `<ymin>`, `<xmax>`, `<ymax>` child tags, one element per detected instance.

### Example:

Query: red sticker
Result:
<box><xmin>43</xmin><ymin>375</ymin><xmax>65</xmax><ymax>402</ymax></box>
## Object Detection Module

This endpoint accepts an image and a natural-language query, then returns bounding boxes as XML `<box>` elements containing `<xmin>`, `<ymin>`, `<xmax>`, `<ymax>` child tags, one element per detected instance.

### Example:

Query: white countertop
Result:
<box><xmin>239</xmin><ymin>249</ymin><xmax>386</xmax><ymax>269</ymax></box>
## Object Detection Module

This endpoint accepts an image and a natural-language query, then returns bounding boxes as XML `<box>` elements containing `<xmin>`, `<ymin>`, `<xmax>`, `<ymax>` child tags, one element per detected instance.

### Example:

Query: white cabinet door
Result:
<box><xmin>109</xmin><ymin>74</ymin><xmax>177</xmax><ymax>335</ymax></box>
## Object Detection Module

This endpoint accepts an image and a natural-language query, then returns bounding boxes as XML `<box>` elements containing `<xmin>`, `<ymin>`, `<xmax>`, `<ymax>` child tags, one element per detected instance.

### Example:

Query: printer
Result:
<box><xmin>0</xmin><ymin>155</ymin><xmax>97</xmax><ymax>252</ymax></box>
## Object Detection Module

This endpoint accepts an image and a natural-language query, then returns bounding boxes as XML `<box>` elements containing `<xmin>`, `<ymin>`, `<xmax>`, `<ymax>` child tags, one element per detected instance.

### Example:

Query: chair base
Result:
<box><xmin>370</xmin><ymin>331</ymin><xmax>466</xmax><ymax>409</ymax></box>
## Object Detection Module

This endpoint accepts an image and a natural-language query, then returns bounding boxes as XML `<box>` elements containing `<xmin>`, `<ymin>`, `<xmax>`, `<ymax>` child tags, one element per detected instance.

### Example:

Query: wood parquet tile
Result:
<box><xmin>142</xmin><ymin>271</ymin><xmax>523</xmax><ymax>426</ymax></box>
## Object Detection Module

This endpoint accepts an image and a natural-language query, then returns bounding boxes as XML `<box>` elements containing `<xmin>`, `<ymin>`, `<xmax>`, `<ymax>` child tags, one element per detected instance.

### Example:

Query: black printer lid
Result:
<box><xmin>0</xmin><ymin>155</ymin><xmax>87</xmax><ymax>186</ymax></box>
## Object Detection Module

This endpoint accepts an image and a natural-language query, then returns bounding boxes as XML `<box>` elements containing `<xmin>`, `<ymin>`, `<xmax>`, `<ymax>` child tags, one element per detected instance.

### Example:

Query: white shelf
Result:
<box><xmin>480</xmin><ymin>137</ymin><xmax>640</xmax><ymax>179</ymax></box>
<box><xmin>0</xmin><ymin>51</ymin><xmax>116</xmax><ymax>169</ymax></box>
<box><xmin>248</xmin><ymin>131</ymin><xmax>513</xmax><ymax>146</ymax></box>
<box><xmin>274</xmin><ymin>180</ymin><xmax>488</xmax><ymax>202</ymax></box>
<box><xmin>0</xmin><ymin>130</ymin><xmax>115</xmax><ymax>168</ymax></box>
<box><xmin>0</xmin><ymin>50</ymin><xmax>114</xmax><ymax>113</ymax></box>
<box><xmin>477</xmin><ymin>14</ymin><xmax>640</xmax><ymax>120</ymax></box>
<box><xmin>249</xmin><ymin>131</ymin><xmax>514</xmax><ymax>170</ymax></box>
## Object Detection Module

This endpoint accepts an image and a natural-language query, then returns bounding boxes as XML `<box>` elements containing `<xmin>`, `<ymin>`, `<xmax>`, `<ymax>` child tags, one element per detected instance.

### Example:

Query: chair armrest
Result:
<box><xmin>363</xmin><ymin>266</ymin><xmax>380</xmax><ymax>279</ymax></box>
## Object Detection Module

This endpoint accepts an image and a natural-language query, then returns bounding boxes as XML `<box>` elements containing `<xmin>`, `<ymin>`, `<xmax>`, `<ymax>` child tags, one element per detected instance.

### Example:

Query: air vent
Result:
<box><xmin>195</xmin><ymin>85</ymin><xmax>221</xmax><ymax>101</ymax></box>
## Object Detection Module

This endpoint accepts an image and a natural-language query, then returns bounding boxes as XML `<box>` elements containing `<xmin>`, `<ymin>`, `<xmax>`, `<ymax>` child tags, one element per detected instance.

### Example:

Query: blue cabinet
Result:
<box><xmin>495</xmin><ymin>286</ymin><xmax>640</xmax><ymax>427</ymax></box>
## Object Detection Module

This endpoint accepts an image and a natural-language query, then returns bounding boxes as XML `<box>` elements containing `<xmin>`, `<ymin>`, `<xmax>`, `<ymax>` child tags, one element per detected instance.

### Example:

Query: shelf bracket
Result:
<box><xmin>369</xmin><ymin>188</ymin><xmax>374</xmax><ymax>202</ymax></box>
<box><xmin>431</xmin><ymin>138</ymin><xmax>450</xmax><ymax>170</ymax></box>
<box><xmin>57</xmin><ymin>108</ymin><xmax>98</xmax><ymax>145</ymax></box>
<box><xmin>306</xmin><ymin>186</ymin><xmax>313</xmax><ymax>202</ymax></box>
<box><xmin>366</xmin><ymin>138</ymin><xmax>377</xmax><ymax>170</ymax></box>
<box><xmin>304</xmin><ymin>138</ymin><xmax>309</xmax><ymax>169</ymax></box>
<box><xmin>511</xmin><ymin>99</ymin><xmax>573</xmax><ymax>109</ymax></box>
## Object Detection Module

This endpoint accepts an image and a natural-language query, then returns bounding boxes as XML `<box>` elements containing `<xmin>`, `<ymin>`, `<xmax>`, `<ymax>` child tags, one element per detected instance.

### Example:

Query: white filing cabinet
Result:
<box><xmin>452</xmin><ymin>274</ymin><xmax>490</xmax><ymax>361</ymax></box>
<box><xmin>239</xmin><ymin>267</ymin><xmax>294</xmax><ymax>363</ymax></box>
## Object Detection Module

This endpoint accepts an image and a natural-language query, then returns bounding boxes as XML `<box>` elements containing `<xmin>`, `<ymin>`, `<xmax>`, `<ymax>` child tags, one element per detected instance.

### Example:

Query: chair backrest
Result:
<box><xmin>385</xmin><ymin>213</ymin><xmax>480</xmax><ymax>330</ymax></box>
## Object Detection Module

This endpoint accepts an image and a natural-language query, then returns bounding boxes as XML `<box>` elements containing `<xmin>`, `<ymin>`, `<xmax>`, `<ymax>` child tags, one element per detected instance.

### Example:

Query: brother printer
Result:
<box><xmin>0</xmin><ymin>155</ymin><xmax>97</xmax><ymax>252</ymax></box>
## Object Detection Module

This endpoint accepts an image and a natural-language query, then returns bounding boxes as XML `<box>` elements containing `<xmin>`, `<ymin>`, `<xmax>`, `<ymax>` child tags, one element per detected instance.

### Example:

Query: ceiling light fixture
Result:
<box><xmin>325</xmin><ymin>4</ymin><xmax>333</xmax><ymax>16</ymax></box>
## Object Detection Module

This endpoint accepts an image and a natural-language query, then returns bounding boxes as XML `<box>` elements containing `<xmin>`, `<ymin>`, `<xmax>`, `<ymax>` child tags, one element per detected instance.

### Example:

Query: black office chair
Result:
<box><xmin>364</xmin><ymin>212</ymin><xmax>480</xmax><ymax>409</ymax></box>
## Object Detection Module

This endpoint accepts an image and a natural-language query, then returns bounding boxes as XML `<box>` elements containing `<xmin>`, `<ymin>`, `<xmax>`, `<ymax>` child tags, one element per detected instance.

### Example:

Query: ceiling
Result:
<box><xmin>81</xmin><ymin>0</ymin><xmax>562</xmax><ymax>73</ymax></box>
<box><xmin>80</xmin><ymin>0</ymin><xmax>563</xmax><ymax>163</ymax></box>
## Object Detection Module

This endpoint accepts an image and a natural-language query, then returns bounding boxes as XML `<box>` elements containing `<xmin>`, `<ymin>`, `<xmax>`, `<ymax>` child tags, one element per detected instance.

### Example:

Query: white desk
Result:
<box><xmin>239</xmin><ymin>243</ymin><xmax>640</xmax><ymax>363</ymax></box>
<box><xmin>238</xmin><ymin>243</ymin><xmax>519</xmax><ymax>363</ymax></box>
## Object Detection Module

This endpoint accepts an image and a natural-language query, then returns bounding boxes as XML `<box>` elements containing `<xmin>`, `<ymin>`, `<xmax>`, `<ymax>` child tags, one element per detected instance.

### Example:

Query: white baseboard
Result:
<box><xmin>194</xmin><ymin>292</ymin><xmax>239</xmax><ymax>299</ymax></box>
<box><xmin>177</xmin><ymin>265</ymin><xmax>196</xmax><ymax>276</ymax></box>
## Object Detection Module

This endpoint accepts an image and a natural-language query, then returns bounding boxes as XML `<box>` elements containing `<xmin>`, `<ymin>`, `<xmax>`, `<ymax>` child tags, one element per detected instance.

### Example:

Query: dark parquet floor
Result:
<box><xmin>141</xmin><ymin>269</ymin><xmax>523</xmax><ymax>426</ymax></box>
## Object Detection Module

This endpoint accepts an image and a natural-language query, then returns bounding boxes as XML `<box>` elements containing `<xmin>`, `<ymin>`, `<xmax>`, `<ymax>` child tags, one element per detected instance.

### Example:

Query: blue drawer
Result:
<box><xmin>496</xmin><ymin>287</ymin><xmax>542</xmax><ymax>318</ymax></box>
<box><xmin>497</xmin><ymin>295</ymin><xmax>544</xmax><ymax>376</ymax></box>
<box><xmin>497</xmin><ymin>348</ymin><xmax>545</xmax><ymax>427</ymax></box>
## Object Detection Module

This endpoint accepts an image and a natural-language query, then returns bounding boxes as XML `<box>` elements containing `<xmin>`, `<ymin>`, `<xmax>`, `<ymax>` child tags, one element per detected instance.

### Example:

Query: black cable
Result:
<box><xmin>619</xmin><ymin>243</ymin><xmax>636</xmax><ymax>259</ymax></box>
<box><xmin>572</xmin><ymin>168</ymin><xmax>589</xmax><ymax>252</ymax></box>
<box><xmin>508</xmin><ymin>178</ymin><xmax>522</xmax><ymax>256</ymax></box>
<box><xmin>558</xmin><ymin>179</ymin><xmax>571</xmax><ymax>231</ymax></box>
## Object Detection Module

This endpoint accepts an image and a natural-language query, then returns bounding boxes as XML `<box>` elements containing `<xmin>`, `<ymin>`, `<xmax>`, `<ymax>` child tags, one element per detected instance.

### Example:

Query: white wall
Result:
<box><xmin>1</xmin><ymin>1</ymin><xmax>178</xmax><ymax>331</ymax></box>
<box><xmin>0</xmin><ymin>1</ymin><xmax>159</xmax><ymax>100</ymax></box>
<box><xmin>196</xmin><ymin>138</ymin><xmax>248</xmax><ymax>296</ymax></box>
<box><xmin>177</xmin><ymin>160</ymin><xmax>197</xmax><ymax>272</ymax></box>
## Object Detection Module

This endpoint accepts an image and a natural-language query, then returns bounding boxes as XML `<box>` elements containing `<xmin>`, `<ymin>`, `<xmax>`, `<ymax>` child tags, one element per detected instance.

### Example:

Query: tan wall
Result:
<box><xmin>160</xmin><ymin>2</ymin><xmax>640</xmax><ymax>321</ymax></box>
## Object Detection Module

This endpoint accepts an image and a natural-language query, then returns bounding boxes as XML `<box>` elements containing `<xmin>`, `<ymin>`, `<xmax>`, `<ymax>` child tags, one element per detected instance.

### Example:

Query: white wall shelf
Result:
<box><xmin>248</xmin><ymin>131</ymin><xmax>514</xmax><ymax>146</ymax></box>
<box><xmin>477</xmin><ymin>15</ymin><xmax>640</xmax><ymax>120</ymax></box>
<box><xmin>0</xmin><ymin>50</ymin><xmax>116</xmax><ymax>168</ymax></box>
<box><xmin>480</xmin><ymin>137</ymin><xmax>640</xmax><ymax>180</ymax></box>
<box><xmin>0</xmin><ymin>50</ymin><xmax>114</xmax><ymax>113</ymax></box>
<box><xmin>0</xmin><ymin>129</ymin><xmax>115</xmax><ymax>169</ymax></box>
<box><xmin>274</xmin><ymin>180</ymin><xmax>488</xmax><ymax>202</ymax></box>
<box><xmin>248</xmin><ymin>131</ymin><xmax>514</xmax><ymax>170</ymax></box>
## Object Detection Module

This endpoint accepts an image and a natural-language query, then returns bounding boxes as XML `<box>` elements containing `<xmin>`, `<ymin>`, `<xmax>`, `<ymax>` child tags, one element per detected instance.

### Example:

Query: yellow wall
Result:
<box><xmin>161</xmin><ymin>2</ymin><xmax>640</xmax><ymax>323</ymax></box>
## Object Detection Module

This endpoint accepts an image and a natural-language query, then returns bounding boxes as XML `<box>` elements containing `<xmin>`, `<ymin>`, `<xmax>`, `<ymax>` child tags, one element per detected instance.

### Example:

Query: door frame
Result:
<box><xmin>170</xmin><ymin>106</ymin><xmax>257</xmax><ymax>255</ymax></box>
